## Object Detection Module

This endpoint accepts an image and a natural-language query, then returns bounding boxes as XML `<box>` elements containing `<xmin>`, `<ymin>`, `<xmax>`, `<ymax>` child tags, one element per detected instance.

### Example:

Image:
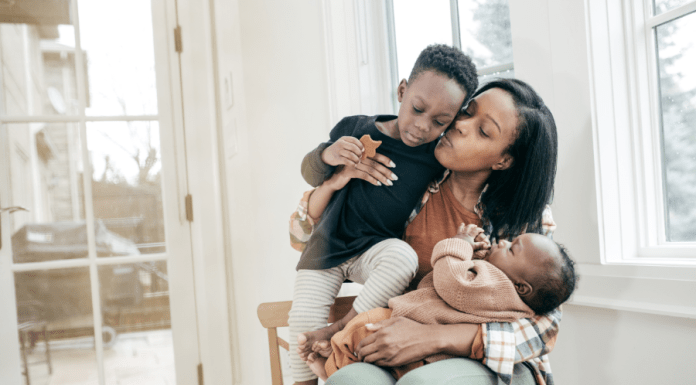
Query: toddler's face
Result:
<box><xmin>396</xmin><ymin>71</ymin><xmax>465</xmax><ymax>147</ymax></box>
<box><xmin>482</xmin><ymin>233</ymin><xmax>558</xmax><ymax>286</ymax></box>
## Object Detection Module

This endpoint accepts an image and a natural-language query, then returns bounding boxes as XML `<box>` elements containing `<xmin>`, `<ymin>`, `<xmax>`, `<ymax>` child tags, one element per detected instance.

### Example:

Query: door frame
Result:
<box><xmin>170</xmin><ymin>0</ymin><xmax>237</xmax><ymax>383</ymax></box>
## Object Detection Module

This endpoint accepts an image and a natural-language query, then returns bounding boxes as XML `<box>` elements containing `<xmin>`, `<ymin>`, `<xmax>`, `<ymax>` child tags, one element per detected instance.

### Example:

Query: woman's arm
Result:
<box><xmin>289</xmin><ymin>163</ymin><xmax>394</xmax><ymax>251</ymax></box>
<box><xmin>484</xmin><ymin>308</ymin><xmax>561</xmax><ymax>365</ymax></box>
<box><xmin>354</xmin><ymin>317</ymin><xmax>480</xmax><ymax>366</ymax></box>
<box><xmin>352</xmin><ymin>309</ymin><xmax>561</xmax><ymax>370</ymax></box>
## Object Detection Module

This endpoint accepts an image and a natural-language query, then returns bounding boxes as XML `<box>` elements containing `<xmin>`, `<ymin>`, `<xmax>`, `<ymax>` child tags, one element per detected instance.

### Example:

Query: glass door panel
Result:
<box><xmin>15</xmin><ymin>267</ymin><xmax>98</xmax><ymax>385</ymax></box>
<box><xmin>86</xmin><ymin>121</ymin><xmax>166</xmax><ymax>256</ymax></box>
<box><xmin>1</xmin><ymin>0</ymin><xmax>196</xmax><ymax>384</ymax></box>
<box><xmin>0</xmin><ymin>20</ymin><xmax>81</xmax><ymax>117</ymax></box>
<box><xmin>77</xmin><ymin>0</ymin><xmax>159</xmax><ymax>116</ymax></box>
<box><xmin>99</xmin><ymin>262</ymin><xmax>175</xmax><ymax>385</ymax></box>
<box><xmin>5</xmin><ymin>122</ymin><xmax>88</xmax><ymax>264</ymax></box>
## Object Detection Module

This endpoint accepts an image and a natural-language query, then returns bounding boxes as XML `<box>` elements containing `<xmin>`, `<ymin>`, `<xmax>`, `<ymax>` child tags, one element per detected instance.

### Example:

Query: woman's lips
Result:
<box><xmin>440</xmin><ymin>132</ymin><xmax>453</xmax><ymax>147</ymax></box>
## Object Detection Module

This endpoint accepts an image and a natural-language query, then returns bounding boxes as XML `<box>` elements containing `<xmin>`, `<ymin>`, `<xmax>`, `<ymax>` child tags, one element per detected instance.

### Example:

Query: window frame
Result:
<box><xmin>574</xmin><ymin>0</ymin><xmax>696</xmax><ymax>318</ymax></box>
<box><xmin>590</xmin><ymin>0</ymin><xmax>696</xmax><ymax>263</ymax></box>
<box><xmin>384</xmin><ymin>0</ymin><xmax>515</xmax><ymax>112</ymax></box>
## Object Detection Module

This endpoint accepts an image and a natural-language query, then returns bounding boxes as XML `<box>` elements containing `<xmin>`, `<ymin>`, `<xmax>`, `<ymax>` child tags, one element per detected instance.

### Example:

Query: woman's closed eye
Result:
<box><xmin>479</xmin><ymin>127</ymin><xmax>489</xmax><ymax>138</ymax></box>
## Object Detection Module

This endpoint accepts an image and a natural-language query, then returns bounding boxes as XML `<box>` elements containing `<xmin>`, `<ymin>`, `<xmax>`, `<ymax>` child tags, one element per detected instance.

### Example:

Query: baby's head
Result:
<box><xmin>484</xmin><ymin>233</ymin><xmax>577</xmax><ymax>315</ymax></box>
<box><xmin>395</xmin><ymin>44</ymin><xmax>478</xmax><ymax>147</ymax></box>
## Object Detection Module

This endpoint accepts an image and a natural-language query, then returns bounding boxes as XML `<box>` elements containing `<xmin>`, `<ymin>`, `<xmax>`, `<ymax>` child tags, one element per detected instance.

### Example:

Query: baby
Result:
<box><xmin>307</xmin><ymin>224</ymin><xmax>577</xmax><ymax>381</ymax></box>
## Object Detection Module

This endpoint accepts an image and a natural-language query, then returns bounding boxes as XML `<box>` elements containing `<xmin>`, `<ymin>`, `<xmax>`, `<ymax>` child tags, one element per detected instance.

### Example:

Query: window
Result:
<box><xmin>578</xmin><ymin>0</ymin><xmax>696</xmax><ymax>317</ymax></box>
<box><xmin>388</xmin><ymin>0</ymin><xmax>514</xmax><ymax>87</ymax></box>
<box><xmin>652</xmin><ymin>4</ymin><xmax>696</xmax><ymax>242</ymax></box>
<box><xmin>587</xmin><ymin>0</ymin><xmax>696</xmax><ymax>263</ymax></box>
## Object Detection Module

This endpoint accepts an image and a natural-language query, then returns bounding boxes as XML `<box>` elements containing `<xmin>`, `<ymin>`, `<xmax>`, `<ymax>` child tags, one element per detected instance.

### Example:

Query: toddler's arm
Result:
<box><xmin>302</xmin><ymin>142</ymin><xmax>335</xmax><ymax>187</ymax></box>
<box><xmin>290</xmin><ymin>163</ymin><xmax>381</xmax><ymax>252</ymax></box>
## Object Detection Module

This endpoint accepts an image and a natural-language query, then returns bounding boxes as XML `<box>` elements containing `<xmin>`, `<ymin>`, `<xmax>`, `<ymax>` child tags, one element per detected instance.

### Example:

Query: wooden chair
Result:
<box><xmin>257</xmin><ymin>296</ymin><xmax>356</xmax><ymax>385</ymax></box>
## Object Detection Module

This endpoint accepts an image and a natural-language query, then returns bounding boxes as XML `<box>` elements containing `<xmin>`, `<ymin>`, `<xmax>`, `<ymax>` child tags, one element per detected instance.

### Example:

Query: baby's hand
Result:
<box><xmin>321</xmin><ymin>136</ymin><xmax>364</xmax><ymax>167</ymax></box>
<box><xmin>454</xmin><ymin>224</ymin><xmax>491</xmax><ymax>252</ymax></box>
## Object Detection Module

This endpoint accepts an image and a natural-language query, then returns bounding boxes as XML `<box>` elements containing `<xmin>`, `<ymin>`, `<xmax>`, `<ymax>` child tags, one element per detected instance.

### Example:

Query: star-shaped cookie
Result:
<box><xmin>359</xmin><ymin>134</ymin><xmax>382</xmax><ymax>161</ymax></box>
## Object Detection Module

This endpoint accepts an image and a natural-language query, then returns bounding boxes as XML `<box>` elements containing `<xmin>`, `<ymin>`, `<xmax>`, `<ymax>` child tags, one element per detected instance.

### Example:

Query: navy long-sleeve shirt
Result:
<box><xmin>296</xmin><ymin>114</ymin><xmax>445</xmax><ymax>270</ymax></box>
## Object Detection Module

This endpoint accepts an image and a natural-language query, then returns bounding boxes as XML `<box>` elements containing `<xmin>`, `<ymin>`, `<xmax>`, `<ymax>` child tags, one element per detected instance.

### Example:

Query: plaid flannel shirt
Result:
<box><xmin>289</xmin><ymin>170</ymin><xmax>560</xmax><ymax>384</ymax></box>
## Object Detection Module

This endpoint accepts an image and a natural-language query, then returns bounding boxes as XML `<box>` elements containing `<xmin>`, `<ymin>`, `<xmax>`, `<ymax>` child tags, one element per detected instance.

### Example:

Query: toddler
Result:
<box><xmin>288</xmin><ymin>44</ymin><xmax>478</xmax><ymax>384</ymax></box>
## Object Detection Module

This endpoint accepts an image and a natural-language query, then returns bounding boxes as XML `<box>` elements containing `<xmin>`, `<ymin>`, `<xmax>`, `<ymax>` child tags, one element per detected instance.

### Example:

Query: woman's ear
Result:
<box><xmin>397</xmin><ymin>79</ymin><xmax>408</xmax><ymax>103</ymax></box>
<box><xmin>492</xmin><ymin>154</ymin><xmax>514</xmax><ymax>171</ymax></box>
<box><xmin>515</xmin><ymin>281</ymin><xmax>533</xmax><ymax>297</ymax></box>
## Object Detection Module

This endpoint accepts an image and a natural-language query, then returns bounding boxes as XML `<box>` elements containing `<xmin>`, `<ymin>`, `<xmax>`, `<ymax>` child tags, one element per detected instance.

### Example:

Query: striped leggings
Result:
<box><xmin>288</xmin><ymin>238</ymin><xmax>419</xmax><ymax>382</ymax></box>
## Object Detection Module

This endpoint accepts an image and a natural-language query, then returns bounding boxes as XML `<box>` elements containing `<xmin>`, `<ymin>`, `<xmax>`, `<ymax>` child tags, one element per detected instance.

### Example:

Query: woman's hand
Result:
<box><xmin>355</xmin><ymin>317</ymin><xmax>479</xmax><ymax>367</ymax></box>
<box><xmin>355</xmin><ymin>317</ymin><xmax>438</xmax><ymax>367</ymax></box>
<box><xmin>324</xmin><ymin>154</ymin><xmax>398</xmax><ymax>190</ymax></box>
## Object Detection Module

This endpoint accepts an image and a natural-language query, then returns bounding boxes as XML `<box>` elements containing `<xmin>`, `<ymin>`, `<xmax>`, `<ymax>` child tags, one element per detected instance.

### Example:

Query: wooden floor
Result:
<box><xmin>21</xmin><ymin>330</ymin><xmax>175</xmax><ymax>385</ymax></box>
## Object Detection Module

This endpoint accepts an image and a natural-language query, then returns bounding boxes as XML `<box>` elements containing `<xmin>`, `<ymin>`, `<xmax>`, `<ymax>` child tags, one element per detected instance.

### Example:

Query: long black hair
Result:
<box><xmin>474</xmin><ymin>79</ymin><xmax>558</xmax><ymax>241</ymax></box>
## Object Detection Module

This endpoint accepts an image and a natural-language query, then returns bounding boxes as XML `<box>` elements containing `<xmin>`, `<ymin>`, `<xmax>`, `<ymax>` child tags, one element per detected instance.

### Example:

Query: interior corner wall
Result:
<box><xmin>224</xmin><ymin>0</ymin><xmax>331</xmax><ymax>383</ymax></box>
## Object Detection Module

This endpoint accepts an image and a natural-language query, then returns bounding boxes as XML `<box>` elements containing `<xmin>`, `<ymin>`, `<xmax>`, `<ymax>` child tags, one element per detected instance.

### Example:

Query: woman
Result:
<box><xmin>294</xmin><ymin>79</ymin><xmax>559</xmax><ymax>385</ymax></box>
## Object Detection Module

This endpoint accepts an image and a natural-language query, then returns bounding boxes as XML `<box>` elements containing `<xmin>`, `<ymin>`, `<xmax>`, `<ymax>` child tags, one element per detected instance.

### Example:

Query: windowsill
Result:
<box><xmin>570</xmin><ymin>262</ymin><xmax>696</xmax><ymax>319</ymax></box>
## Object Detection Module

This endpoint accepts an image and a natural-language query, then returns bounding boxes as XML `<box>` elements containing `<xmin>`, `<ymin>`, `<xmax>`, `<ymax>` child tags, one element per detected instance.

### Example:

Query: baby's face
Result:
<box><xmin>482</xmin><ymin>233</ymin><xmax>559</xmax><ymax>285</ymax></box>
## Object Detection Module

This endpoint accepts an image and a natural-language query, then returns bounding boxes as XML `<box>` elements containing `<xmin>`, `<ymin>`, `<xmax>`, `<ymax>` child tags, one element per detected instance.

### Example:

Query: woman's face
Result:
<box><xmin>435</xmin><ymin>88</ymin><xmax>519</xmax><ymax>173</ymax></box>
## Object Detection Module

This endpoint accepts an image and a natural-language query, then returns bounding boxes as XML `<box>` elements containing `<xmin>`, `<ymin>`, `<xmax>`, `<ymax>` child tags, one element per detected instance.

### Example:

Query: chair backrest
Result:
<box><xmin>257</xmin><ymin>296</ymin><xmax>356</xmax><ymax>385</ymax></box>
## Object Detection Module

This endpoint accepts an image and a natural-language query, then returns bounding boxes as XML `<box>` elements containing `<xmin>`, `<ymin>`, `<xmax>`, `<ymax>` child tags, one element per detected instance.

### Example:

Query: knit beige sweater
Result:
<box><xmin>388</xmin><ymin>238</ymin><xmax>535</xmax><ymax>363</ymax></box>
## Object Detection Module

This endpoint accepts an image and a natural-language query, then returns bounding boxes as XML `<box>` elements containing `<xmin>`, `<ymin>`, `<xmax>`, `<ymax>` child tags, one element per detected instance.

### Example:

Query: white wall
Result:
<box><xmin>225</xmin><ymin>0</ymin><xmax>331</xmax><ymax>383</ymax></box>
<box><xmin>553</xmin><ymin>304</ymin><xmax>696</xmax><ymax>384</ymax></box>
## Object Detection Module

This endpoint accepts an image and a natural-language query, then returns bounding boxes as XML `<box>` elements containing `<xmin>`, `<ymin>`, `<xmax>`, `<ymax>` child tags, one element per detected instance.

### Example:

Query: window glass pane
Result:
<box><xmin>457</xmin><ymin>0</ymin><xmax>513</xmax><ymax>70</ymax></box>
<box><xmin>86</xmin><ymin>121</ymin><xmax>166</xmax><ymax>255</ymax></box>
<box><xmin>0</xmin><ymin>21</ymin><xmax>80</xmax><ymax>117</ymax></box>
<box><xmin>78</xmin><ymin>0</ymin><xmax>158</xmax><ymax>116</ymax></box>
<box><xmin>653</xmin><ymin>0</ymin><xmax>692</xmax><ymax>15</ymax></box>
<box><xmin>4</xmin><ymin>122</ymin><xmax>88</xmax><ymax>263</ymax></box>
<box><xmin>393</xmin><ymin>0</ymin><xmax>452</xmax><ymax>80</ymax></box>
<box><xmin>655</xmin><ymin>11</ymin><xmax>696</xmax><ymax>241</ymax></box>
<box><xmin>15</xmin><ymin>267</ymin><xmax>98</xmax><ymax>384</ymax></box>
<box><xmin>99</xmin><ymin>262</ymin><xmax>176</xmax><ymax>385</ymax></box>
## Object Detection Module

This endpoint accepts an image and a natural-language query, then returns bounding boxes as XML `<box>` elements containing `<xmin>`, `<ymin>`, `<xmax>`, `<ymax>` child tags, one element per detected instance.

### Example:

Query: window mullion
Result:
<box><xmin>643</xmin><ymin>7</ymin><xmax>669</xmax><ymax>246</ymax></box>
<box><xmin>450</xmin><ymin>0</ymin><xmax>461</xmax><ymax>49</ymax></box>
<box><xmin>477</xmin><ymin>62</ymin><xmax>514</xmax><ymax>77</ymax></box>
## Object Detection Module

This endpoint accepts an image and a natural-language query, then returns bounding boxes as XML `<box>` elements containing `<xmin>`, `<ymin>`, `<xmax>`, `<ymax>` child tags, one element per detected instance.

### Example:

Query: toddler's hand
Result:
<box><xmin>321</xmin><ymin>136</ymin><xmax>364</xmax><ymax>167</ymax></box>
<box><xmin>454</xmin><ymin>224</ymin><xmax>491</xmax><ymax>252</ymax></box>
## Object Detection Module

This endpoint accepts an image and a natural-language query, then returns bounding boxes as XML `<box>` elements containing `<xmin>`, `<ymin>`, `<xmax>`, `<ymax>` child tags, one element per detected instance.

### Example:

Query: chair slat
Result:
<box><xmin>267</xmin><ymin>327</ymin><xmax>284</xmax><ymax>385</ymax></box>
<box><xmin>277</xmin><ymin>337</ymin><xmax>289</xmax><ymax>351</ymax></box>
